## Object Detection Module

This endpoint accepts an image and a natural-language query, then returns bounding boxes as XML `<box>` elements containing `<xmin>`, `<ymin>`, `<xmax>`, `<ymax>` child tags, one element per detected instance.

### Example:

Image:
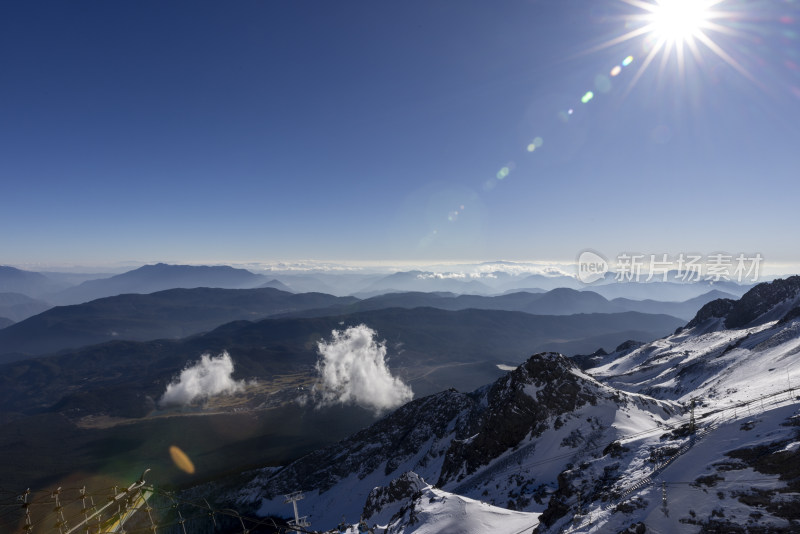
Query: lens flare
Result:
<box><xmin>595</xmin><ymin>75</ymin><xmax>612</xmax><ymax>93</ymax></box>
<box><xmin>169</xmin><ymin>445</ymin><xmax>196</xmax><ymax>474</ymax></box>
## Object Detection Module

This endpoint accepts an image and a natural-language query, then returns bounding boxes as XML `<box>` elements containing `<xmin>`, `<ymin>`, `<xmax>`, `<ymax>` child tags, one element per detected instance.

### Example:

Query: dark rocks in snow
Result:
<box><xmin>725</xmin><ymin>275</ymin><xmax>800</xmax><ymax>329</ymax></box>
<box><xmin>362</xmin><ymin>472</ymin><xmax>425</xmax><ymax>522</ymax></box>
<box><xmin>571</xmin><ymin>347</ymin><xmax>609</xmax><ymax>370</ymax></box>
<box><xmin>257</xmin><ymin>389</ymin><xmax>475</xmax><ymax>498</ymax></box>
<box><xmin>437</xmin><ymin>353</ymin><xmax>601</xmax><ymax>487</ymax></box>
<box><xmin>618</xmin><ymin>521</ymin><xmax>647</xmax><ymax>533</ymax></box>
<box><xmin>614</xmin><ymin>340</ymin><xmax>644</xmax><ymax>353</ymax></box>
<box><xmin>247</xmin><ymin>351</ymin><xmax>610</xmax><ymax>516</ymax></box>
<box><xmin>684</xmin><ymin>298</ymin><xmax>736</xmax><ymax>330</ymax></box>
<box><xmin>778</xmin><ymin>305</ymin><xmax>800</xmax><ymax>325</ymax></box>
<box><xmin>684</xmin><ymin>276</ymin><xmax>800</xmax><ymax>331</ymax></box>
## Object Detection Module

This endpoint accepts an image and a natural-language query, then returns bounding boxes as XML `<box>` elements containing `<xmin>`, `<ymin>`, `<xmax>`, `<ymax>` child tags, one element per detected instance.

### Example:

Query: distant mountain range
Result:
<box><xmin>0</xmin><ymin>287</ymin><xmax>356</xmax><ymax>359</ymax></box>
<box><xmin>0</xmin><ymin>266</ymin><xmax>68</xmax><ymax>297</ymax></box>
<box><xmin>1</xmin><ymin>263</ymin><xmax>757</xmax><ymax>306</ymax></box>
<box><xmin>48</xmin><ymin>263</ymin><xmax>272</xmax><ymax>304</ymax></box>
<box><xmin>2</xmin><ymin>278</ymin><xmax>736</xmax><ymax>361</ymax></box>
<box><xmin>1</xmin><ymin>282</ymin><xmax>731</xmax><ymax>362</ymax></box>
<box><xmin>356</xmin><ymin>270</ymin><xmax>496</xmax><ymax>295</ymax></box>
<box><xmin>289</xmin><ymin>287</ymin><xmax>734</xmax><ymax>321</ymax></box>
<box><xmin>586</xmin><ymin>278</ymin><xmax>752</xmax><ymax>301</ymax></box>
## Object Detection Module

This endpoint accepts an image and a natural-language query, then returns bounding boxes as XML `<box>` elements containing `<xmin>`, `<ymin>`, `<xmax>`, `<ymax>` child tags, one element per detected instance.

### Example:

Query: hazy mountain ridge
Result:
<box><xmin>0</xmin><ymin>287</ymin><xmax>356</xmax><ymax>359</ymax></box>
<box><xmin>358</xmin><ymin>271</ymin><xmax>496</xmax><ymax>295</ymax></box>
<box><xmin>280</xmin><ymin>287</ymin><xmax>727</xmax><ymax>321</ymax></box>
<box><xmin>0</xmin><ymin>292</ymin><xmax>52</xmax><ymax>322</ymax></box>
<box><xmin>48</xmin><ymin>263</ymin><xmax>272</xmax><ymax>305</ymax></box>
<box><xmin>0</xmin><ymin>266</ymin><xmax>68</xmax><ymax>298</ymax></box>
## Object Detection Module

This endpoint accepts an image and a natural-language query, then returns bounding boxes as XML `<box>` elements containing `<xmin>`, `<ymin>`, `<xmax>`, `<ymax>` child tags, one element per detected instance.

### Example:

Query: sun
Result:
<box><xmin>647</xmin><ymin>0</ymin><xmax>711</xmax><ymax>45</ymax></box>
<box><xmin>593</xmin><ymin>0</ymin><xmax>752</xmax><ymax>90</ymax></box>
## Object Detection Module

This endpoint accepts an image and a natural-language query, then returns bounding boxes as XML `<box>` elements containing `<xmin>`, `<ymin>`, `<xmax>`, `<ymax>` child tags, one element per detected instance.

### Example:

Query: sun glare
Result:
<box><xmin>648</xmin><ymin>0</ymin><xmax>710</xmax><ymax>44</ymax></box>
<box><xmin>594</xmin><ymin>0</ymin><xmax>754</xmax><ymax>91</ymax></box>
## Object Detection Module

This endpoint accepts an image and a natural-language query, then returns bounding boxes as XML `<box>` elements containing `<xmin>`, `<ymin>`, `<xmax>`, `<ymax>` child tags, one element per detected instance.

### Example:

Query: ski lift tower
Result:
<box><xmin>284</xmin><ymin>491</ymin><xmax>311</xmax><ymax>534</ymax></box>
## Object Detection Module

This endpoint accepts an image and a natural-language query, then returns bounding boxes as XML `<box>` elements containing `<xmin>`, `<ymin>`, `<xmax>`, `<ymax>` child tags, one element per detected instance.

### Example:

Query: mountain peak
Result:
<box><xmin>725</xmin><ymin>275</ymin><xmax>800</xmax><ymax>328</ymax></box>
<box><xmin>437</xmin><ymin>352</ymin><xmax>605</xmax><ymax>487</ymax></box>
<box><xmin>684</xmin><ymin>276</ymin><xmax>800</xmax><ymax>331</ymax></box>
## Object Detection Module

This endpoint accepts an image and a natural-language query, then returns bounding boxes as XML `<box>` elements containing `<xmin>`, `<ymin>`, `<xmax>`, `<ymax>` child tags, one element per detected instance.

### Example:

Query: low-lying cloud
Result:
<box><xmin>309</xmin><ymin>324</ymin><xmax>413</xmax><ymax>414</ymax></box>
<box><xmin>160</xmin><ymin>351</ymin><xmax>245</xmax><ymax>407</ymax></box>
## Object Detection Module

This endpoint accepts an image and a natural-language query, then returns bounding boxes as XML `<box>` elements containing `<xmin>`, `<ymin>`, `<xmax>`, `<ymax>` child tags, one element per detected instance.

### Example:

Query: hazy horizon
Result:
<box><xmin>5</xmin><ymin>258</ymin><xmax>800</xmax><ymax>280</ymax></box>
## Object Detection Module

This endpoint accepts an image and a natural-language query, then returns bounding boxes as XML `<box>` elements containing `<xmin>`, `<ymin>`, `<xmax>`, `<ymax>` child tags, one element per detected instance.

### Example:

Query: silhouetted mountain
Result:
<box><xmin>263</xmin><ymin>274</ymin><xmax>341</xmax><ymax>294</ymax></box>
<box><xmin>610</xmin><ymin>289</ymin><xmax>736</xmax><ymax>320</ymax></box>
<box><xmin>0</xmin><ymin>266</ymin><xmax>67</xmax><ymax>297</ymax></box>
<box><xmin>289</xmin><ymin>290</ymin><xmax>567</xmax><ymax>316</ymax></box>
<box><xmin>0</xmin><ymin>317</ymin><xmax>13</xmax><ymax>329</ymax></box>
<box><xmin>0</xmin><ymin>287</ymin><xmax>357</xmax><ymax>358</ymax></box>
<box><xmin>258</xmin><ymin>279</ymin><xmax>294</xmax><ymax>292</ymax></box>
<box><xmin>359</xmin><ymin>271</ymin><xmax>494</xmax><ymax>295</ymax></box>
<box><xmin>0</xmin><ymin>292</ymin><xmax>52</xmax><ymax>322</ymax></box>
<box><xmin>514</xmin><ymin>273</ymin><xmax>582</xmax><ymax>291</ymax></box>
<box><xmin>38</xmin><ymin>271</ymin><xmax>115</xmax><ymax>286</ymax></box>
<box><xmin>586</xmin><ymin>279</ymin><xmax>752</xmax><ymax>302</ymax></box>
<box><xmin>49</xmin><ymin>263</ymin><xmax>270</xmax><ymax>304</ymax></box>
<box><xmin>527</xmin><ymin>287</ymin><xmax>618</xmax><ymax>314</ymax></box>
<box><xmin>289</xmin><ymin>288</ymin><xmax>714</xmax><ymax>320</ymax></box>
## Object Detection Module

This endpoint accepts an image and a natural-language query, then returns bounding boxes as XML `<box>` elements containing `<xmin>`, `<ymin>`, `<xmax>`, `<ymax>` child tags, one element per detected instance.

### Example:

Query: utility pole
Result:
<box><xmin>689</xmin><ymin>398</ymin><xmax>696</xmax><ymax>435</ymax></box>
<box><xmin>661</xmin><ymin>481</ymin><xmax>668</xmax><ymax>517</ymax></box>
<box><xmin>284</xmin><ymin>492</ymin><xmax>311</xmax><ymax>534</ymax></box>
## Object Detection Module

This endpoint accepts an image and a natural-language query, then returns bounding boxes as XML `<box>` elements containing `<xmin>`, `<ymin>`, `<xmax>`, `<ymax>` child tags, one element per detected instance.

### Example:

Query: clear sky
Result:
<box><xmin>2</xmin><ymin>0</ymin><xmax>799</xmax><ymax>268</ymax></box>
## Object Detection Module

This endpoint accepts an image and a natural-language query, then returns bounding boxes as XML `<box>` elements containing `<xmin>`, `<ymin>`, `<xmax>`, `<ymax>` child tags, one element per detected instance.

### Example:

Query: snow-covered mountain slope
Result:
<box><xmin>589</xmin><ymin>301</ymin><xmax>800</xmax><ymax>408</ymax></box>
<box><xmin>214</xmin><ymin>277</ymin><xmax>800</xmax><ymax>533</ymax></box>
<box><xmin>359</xmin><ymin>472</ymin><xmax>540</xmax><ymax>534</ymax></box>
<box><xmin>233</xmin><ymin>352</ymin><xmax>679</xmax><ymax>531</ymax></box>
<box><xmin>542</xmin><ymin>277</ymin><xmax>800</xmax><ymax>533</ymax></box>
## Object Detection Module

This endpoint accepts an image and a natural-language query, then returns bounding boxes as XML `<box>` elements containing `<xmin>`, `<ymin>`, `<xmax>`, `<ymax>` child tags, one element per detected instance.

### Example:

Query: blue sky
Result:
<box><xmin>2</xmin><ymin>0</ymin><xmax>799</xmax><ymax>268</ymax></box>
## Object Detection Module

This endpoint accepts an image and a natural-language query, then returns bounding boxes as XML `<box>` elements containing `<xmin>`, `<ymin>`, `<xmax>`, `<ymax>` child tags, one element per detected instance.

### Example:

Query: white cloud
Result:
<box><xmin>416</xmin><ymin>272</ymin><xmax>467</xmax><ymax>280</ymax></box>
<box><xmin>310</xmin><ymin>325</ymin><xmax>413</xmax><ymax>414</ymax></box>
<box><xmin>160</xmin><ymin>351</ymin><xmax>245</xmax><ymax>407</ymax></box>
